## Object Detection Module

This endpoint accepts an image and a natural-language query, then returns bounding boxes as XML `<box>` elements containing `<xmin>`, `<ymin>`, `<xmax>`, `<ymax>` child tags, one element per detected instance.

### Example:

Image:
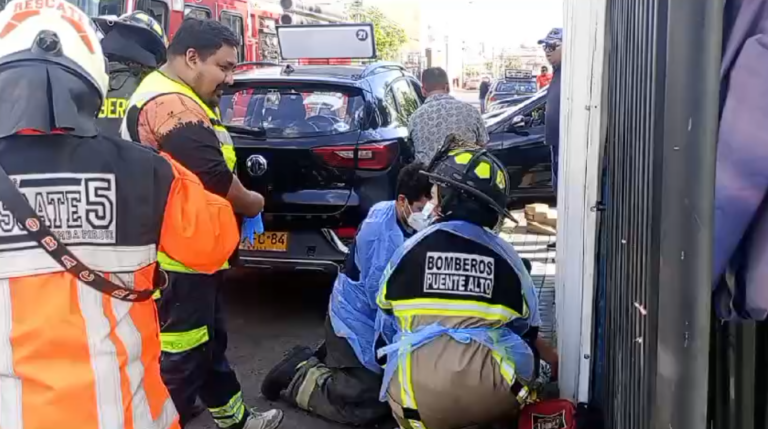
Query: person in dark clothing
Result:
<box><xmin>479</xmin><ymin>76</ymin><xmax>491</xmax><ymax>113</ymax></box>
<box><xmin>539</xmin><ymin>27</ymin><xmax>563</xmax><ymax>251</ymax></box>
<box><xmin>93</xmin><ymin>11</ymin><xmax>167</xmax><ymax>136</ymax></box>
<box><xmin>540</xmin><ymin>27</ymin><xmax>563</xmax><ymax>189</ymax></box>
<box><xmin>260</xmin><ymin>163</ymin><xmax>435</xmax><ymax>426</ymax></box>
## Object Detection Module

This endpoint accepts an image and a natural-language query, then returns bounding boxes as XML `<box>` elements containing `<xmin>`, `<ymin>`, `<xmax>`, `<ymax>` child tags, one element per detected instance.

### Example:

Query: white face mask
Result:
<box><xmin>406</xmin><ymin>202</ymin><xmax>436</xmax><ymax>232</ymax></box>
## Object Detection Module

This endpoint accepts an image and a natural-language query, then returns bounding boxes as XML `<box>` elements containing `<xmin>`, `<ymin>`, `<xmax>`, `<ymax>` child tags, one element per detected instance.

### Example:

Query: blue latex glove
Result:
<box><xmin>241</xmin><ymin>214</ymin><xmax>264</xmax><ymax>245</ymax></box>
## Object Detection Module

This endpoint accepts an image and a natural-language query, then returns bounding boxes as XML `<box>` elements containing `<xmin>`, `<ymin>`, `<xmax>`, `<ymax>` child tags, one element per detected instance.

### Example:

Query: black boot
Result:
<box><xmin>260</xmin><ymin>346</ymin><xmax>314</xmax><ymax>401</ymax></box>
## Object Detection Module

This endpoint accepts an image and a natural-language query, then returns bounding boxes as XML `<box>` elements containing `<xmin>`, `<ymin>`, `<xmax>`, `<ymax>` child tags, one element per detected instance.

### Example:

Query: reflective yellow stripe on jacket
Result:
<box><xmin>160</xmin><ymin>325</ymin><xmax>209</xmax><ymax>353</ymax></box>
<box><xmin>122</xmin><ymin>71</ymin><xmax>237</xmax><ymax>274</ymax></box>
<box><xmin>378</xmin><ymin>275</ymin><xmax>530</xmax><ymax>427</ymax></box>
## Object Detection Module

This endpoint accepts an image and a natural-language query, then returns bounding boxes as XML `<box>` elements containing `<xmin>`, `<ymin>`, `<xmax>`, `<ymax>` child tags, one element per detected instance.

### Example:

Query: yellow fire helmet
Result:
<box><xmin>0</xmin><ymin>0</ymin><xmax>109</xmax><ymax>100</ymax></box>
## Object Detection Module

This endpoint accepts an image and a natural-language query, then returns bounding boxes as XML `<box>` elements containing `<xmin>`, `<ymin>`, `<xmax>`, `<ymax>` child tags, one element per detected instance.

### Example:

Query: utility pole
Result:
<box><xmin>351</xmin><ymin>0</ymin><xmax>363</xmax><ymax>22</ymax></box>
<box><xmin>444</xmin><ymin>35</ymin><xmax>449</xmax><ymax>75</ymax></box>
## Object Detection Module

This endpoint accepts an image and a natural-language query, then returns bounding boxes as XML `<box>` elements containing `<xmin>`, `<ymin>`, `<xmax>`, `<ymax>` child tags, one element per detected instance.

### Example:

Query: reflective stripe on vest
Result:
<box><xmin>122</xmin><ymin>71</ymin><xmax>236</xmax><ymax>274</ymax></box>
<box><xmin>0</xmin><ymin>275</ymin><xmax>180</xmax><ymax>429</ymax></box>
<box><xmin>121</xmin><ymin>71</ymin><xmax>237</xmax><ymax>171</ymax></box>
<box><xmin>374</xmin><ymin>221</ymin><xmax>538</xmax><ymax>426</ymax></box>
<box><xmin>376</xmin><ymin>221</ymin><xmax>539</xmax><ymax>328</ymax></box>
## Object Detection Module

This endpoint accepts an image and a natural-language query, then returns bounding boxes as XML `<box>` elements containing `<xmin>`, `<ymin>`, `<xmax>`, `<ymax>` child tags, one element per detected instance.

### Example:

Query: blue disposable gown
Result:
<box><xmin>328</xmin><ymin>201</ymin><xmax>406</xmax><ymax>372</ymax></box>
<box><xmin>713</xmin><ymin>0</ymin><xmax>768</xmax><ymax>319</ymax></box>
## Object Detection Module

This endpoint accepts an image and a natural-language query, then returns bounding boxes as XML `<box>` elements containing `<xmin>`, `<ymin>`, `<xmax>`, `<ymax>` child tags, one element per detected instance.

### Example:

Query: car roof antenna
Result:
<box><xmin>282</xmin><ymin>64</ymin><xmax>295</xmax><ymax>75</ymax></box>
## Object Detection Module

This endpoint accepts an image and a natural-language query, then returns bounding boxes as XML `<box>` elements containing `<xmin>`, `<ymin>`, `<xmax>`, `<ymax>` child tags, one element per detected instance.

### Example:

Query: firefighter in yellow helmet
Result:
<box><xmin>93</xmin><ymin>10</ymin><xmax>168</xmax><ymax>136</ymax></box>
<box><xmin>0</xmin><ymin>0</ymin><xmax>240</xmax><ymax>428</ymax></box>
<box><xmin>374</xmin><ymin>139</ymin><xmax>559</xmax><ymax>429</ymax></box>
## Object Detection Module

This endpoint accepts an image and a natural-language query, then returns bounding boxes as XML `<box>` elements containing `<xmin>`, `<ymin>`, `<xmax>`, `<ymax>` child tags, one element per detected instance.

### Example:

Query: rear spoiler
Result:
<box><xmin>235</xmin><ymin>61</ymin><xmax>282</xmax><ymax>69</ymax></box>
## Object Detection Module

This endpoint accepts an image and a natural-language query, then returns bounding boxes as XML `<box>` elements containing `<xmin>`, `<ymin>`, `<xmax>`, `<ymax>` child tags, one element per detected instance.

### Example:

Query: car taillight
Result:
<box><xmin>490</xmin><ymin>96</ymin><xmax>497</xmax><ymax>102</ymax></box>
<box><xmin>312</xmin><ymin>141</ymin><xmax>398</xmax><ymax>170</ymax></box>
<box><xmin>334</xmin><ymin>227</ymin><xmax>357</xmax><ymax>239</ymax></box>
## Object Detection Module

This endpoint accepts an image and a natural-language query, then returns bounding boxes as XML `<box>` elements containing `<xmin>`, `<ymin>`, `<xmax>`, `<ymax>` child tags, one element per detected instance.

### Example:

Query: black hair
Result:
<box><xmin>396</xmin><ymin>162</ymin><xmax>433</xmax><ymax>203</ymax></box>
<box><xmin>421</xmin><ymin>67</ymin><xmax>449</xmax><ymax>91</ymax></box>
<box><xmin>167</xmin><ymin>18</ymin><xmax>239</xmax><ymax>61</ymax></box>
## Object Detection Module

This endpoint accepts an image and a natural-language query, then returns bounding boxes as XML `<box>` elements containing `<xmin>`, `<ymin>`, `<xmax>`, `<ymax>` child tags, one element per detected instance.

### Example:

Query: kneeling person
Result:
<box><xmin>376</xmin><ymin>144</ymin><xmax>556</xmax><ymax>429</ymax></box>
<box><xmin>261</xmin><ymin>162</ymin><xmax>434</xmax><ymax>426</ymax></box>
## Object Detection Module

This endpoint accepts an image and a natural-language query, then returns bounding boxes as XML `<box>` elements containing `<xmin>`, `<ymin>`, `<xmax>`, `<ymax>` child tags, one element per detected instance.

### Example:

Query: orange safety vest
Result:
<box><xmin>0</xmin><ymin>131</ymin><xmax>238</xmax><ymax>429</ymax></box>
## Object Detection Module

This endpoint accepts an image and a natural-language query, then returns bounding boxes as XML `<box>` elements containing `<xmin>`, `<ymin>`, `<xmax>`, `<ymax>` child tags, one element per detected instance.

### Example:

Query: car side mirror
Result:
<box><xmin>512</xmin><ymin>115</ymin><xmax>525</xmax><ymax>127</ymax></box>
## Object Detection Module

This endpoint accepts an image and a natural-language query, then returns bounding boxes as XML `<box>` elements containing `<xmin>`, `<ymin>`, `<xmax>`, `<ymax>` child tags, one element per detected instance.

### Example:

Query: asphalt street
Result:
<box><xmin>453</xmin><ymin>89</ymin><xmax>481</xmax><ymax>107</ymax></box>
<box><xmin>187</xmin><ymin>270</ymin><xmax>381</xmax><ymax>429</ymax></box>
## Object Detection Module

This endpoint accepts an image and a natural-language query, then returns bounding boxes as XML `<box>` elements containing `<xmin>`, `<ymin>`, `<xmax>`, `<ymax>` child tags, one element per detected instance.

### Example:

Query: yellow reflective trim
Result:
<box><xmin>390</xmin><ymin>298</ymin><xmax>525</xmax><ymax>323</ymax></box>
<box><xmin>221</xmin><ymin>142</ymin><xmax>237</xmax><ymax>172</ymax></box>
<box><xmin>128</xmin><ymin>72</ymin><xmax>238</xmax><ymax>175</ymax></box>
<box><xmin>395</xmin><ymin>307</ymin><xmax>511</xmax><ymax>324</ymax></box>
<box><xmin>210</xmin><ymin>392</ymin><xmax>246</xmax><ymax>428</ymax></box>
<box><xmin>474</xmin><ymin>161</ymin><xmax>491</xmax><ymax>179</ymax></box>
<box><xmin>496</xmin><ymin>170</ymin><xmax>506</xmax><ymax>189</ymax></box>
<box><xmin>157</xmin><ymin>251</ymin><xmax>229</xmax><ymax>273</ymax></box>
<box><xmin>491</xmin><ymin>350</ymin><xmax>516</xmax><ymax>386</ymax></box>
<box><xmin>160</xmin><ymin>325</ymin><xmax>209</xmax><ymax>353</ymax></box>
<box><xmin>152</xmin><ymin>289</ymin><xmax>161</xmax><ymax>300</ymax></box>
<box><xmin>212</xmin><ymin>405</ymin><xmax>245</xmax><ymax>428</ymax></box>
<box><xmin>377</xmin><ymin>280</ymin><xmax>391</xmax><ymax>309</ymax></box>
<box><xmin>209</xmin><ymin>391</ymin><xmax>243</xmax><ymax>416</ymax></box>
<box><xmin>377</xmin><ymin>264</ymin><xmax>394</xmax><ymax>309</ymax></box>
<box><xmin>453</xmin><ymin>153</ymin><xmax>472</xmax><ymax>165</ymax></box>
<box><xmin>99</xmin><ymin>97</ymin><xmax>128</xmax><ymax>119</ymax></box>
<box><xmin>398</xmin><ymin>315</ymin><xmax>427</xmax><ymax>429</ymax></box>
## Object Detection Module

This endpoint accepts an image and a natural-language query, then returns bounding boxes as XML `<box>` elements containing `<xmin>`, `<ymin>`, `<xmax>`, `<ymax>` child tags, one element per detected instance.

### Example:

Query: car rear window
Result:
<box><xmin>496</xmin><ymin>81</ymin><xmax>537</xmax><ymax>94</ymax></box>
<box><xmin>220</xmin><ymin>87</ymin><xmax>364</xmax><ymax>138</ymax></box>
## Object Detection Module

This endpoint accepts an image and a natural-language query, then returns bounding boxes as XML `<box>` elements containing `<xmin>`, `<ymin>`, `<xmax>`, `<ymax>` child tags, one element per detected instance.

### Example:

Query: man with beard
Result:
<box><xmin>121</xmin><ymin>18</ymin><xmax>280</xmax><ymax>429</ymax></box>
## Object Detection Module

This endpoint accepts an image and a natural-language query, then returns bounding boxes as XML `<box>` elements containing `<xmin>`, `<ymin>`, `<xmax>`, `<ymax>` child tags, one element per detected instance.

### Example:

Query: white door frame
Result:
<box><xmin>555</xmin><ymin>0</ymin><xmax>608</xmax><ymax>404</ymax></box>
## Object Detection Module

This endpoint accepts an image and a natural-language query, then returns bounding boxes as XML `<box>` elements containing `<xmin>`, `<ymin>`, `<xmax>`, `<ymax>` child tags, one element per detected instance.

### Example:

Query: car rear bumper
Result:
<box><xmin>236</xmin><ymin>229</ymin><xmax>348</xmax><ymax>274</ymax></box>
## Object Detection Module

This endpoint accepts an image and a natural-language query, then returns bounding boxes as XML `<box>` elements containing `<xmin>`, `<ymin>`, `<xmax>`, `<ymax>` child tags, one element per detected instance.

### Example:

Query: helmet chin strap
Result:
<box><xmin>0</xmin><ymin>63</ymin><xmax>101</xmax><ymax>138</ymax></box>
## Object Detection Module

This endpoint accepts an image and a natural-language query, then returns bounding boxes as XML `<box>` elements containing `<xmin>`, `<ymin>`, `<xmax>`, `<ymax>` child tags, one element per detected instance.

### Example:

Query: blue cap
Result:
<box><xmin>538</xmin><ymin>27</ymin><xmax>563</xmax><ymax>44</ymax></box>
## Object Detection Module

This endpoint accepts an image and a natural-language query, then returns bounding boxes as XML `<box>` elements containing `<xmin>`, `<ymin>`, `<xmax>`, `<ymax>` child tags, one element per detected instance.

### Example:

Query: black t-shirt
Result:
<box><xmin>383</xmin><ymin>229</ymin><xmax>524</xmax><ymax>314</ymax></box>
<box><xmin>135</xmin><ymin>93</ymin><xmax>233</xmax><ymax>197</ymax></box>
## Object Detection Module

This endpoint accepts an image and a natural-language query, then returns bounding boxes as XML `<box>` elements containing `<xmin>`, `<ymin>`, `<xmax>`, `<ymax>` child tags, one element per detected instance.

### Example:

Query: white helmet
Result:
<box><xmin>0</xmin><ymin>0</ymin><xmax>108</xmax><ymax>100</ymax></box>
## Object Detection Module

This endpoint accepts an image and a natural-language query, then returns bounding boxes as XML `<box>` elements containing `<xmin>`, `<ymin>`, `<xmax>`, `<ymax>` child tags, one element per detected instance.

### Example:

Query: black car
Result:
<box><xmin>486</xmin><ymin>78</ymin><xmax>538</xmax><ymax>106</ymax></box>
<box><xmin>486</xmin><ymin>94</ymin><xmax>534</xmax><ymax>113</ymax></box>
<box><xmin>219</xmin><ymin>62</ymin><xmax>423</xmax><ymax>273</ymax></box>
<box><xmin>484</xmin><ymin>88</ymin><xmax>554</xmax><ymax>207</ymax></box>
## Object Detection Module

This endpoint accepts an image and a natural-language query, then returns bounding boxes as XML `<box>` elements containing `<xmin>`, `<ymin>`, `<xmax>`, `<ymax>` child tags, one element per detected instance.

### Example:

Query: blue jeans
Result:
<box><xmin>480</xmin><ymin>98</ymin><xmax>487</xmax><ymax>113</ymax></box>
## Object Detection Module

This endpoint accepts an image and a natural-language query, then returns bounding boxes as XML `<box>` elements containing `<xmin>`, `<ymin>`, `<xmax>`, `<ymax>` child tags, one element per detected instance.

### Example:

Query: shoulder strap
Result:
<box><xmin>0</xmin><ymin>162</ymin><xmax>165</xmax><ymax>302</ymax></box>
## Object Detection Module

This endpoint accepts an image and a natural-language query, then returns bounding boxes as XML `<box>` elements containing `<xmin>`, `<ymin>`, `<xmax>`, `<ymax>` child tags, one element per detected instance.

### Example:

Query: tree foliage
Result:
<box><xmin>348</xmin><ymin>3</ymin><xmax>408</xmax><ymax>61</ymax></box>
<box><xmin>503</xmin><ymin>57</ymin><xmax>523</xmax><ymax>70</ymax></box>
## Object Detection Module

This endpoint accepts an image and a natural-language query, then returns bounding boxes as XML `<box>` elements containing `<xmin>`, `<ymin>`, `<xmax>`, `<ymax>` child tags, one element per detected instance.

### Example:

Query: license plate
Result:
<box><xmin>240</xmin><ymin>231</ymin><xmax>289</xmax><ymax>252</ymax></box>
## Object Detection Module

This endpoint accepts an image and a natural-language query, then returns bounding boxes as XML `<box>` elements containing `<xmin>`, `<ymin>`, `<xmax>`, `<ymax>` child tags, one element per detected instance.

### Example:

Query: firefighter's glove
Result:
<box><xmin>241</xmin><ymin>214</ymin><xmax>264</xmax><ymax>245</ymax></box>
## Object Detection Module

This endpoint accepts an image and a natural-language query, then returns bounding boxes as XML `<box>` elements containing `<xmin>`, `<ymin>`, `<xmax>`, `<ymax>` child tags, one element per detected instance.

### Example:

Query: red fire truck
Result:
<box><xmin>0</xmin><ymin>0</ymin><xmax>283</xmax><ymax>62</ymax></box>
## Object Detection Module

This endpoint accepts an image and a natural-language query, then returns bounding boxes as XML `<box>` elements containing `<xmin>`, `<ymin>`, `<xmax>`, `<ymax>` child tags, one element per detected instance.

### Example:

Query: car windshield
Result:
<box><xmin>220</xmin><ymin>87</ymin><xmax>364</xmax><ymax>138</ymax></box>
<box><xmin>497</xmin><ymin>81</ymin><xmax>537</xmax><ymax>94</ymax></box>
<box><xmin>485</xmin><ymin>87</ymin><xmax>548</xmax><ymax>129</ymax></box>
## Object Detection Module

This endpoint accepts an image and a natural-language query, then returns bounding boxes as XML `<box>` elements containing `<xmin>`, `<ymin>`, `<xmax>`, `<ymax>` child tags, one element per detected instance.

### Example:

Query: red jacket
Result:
<box><xmin>537</xmin><ymin>73</ymin><xmax>553</xmax><ymax>89</ymax></box>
